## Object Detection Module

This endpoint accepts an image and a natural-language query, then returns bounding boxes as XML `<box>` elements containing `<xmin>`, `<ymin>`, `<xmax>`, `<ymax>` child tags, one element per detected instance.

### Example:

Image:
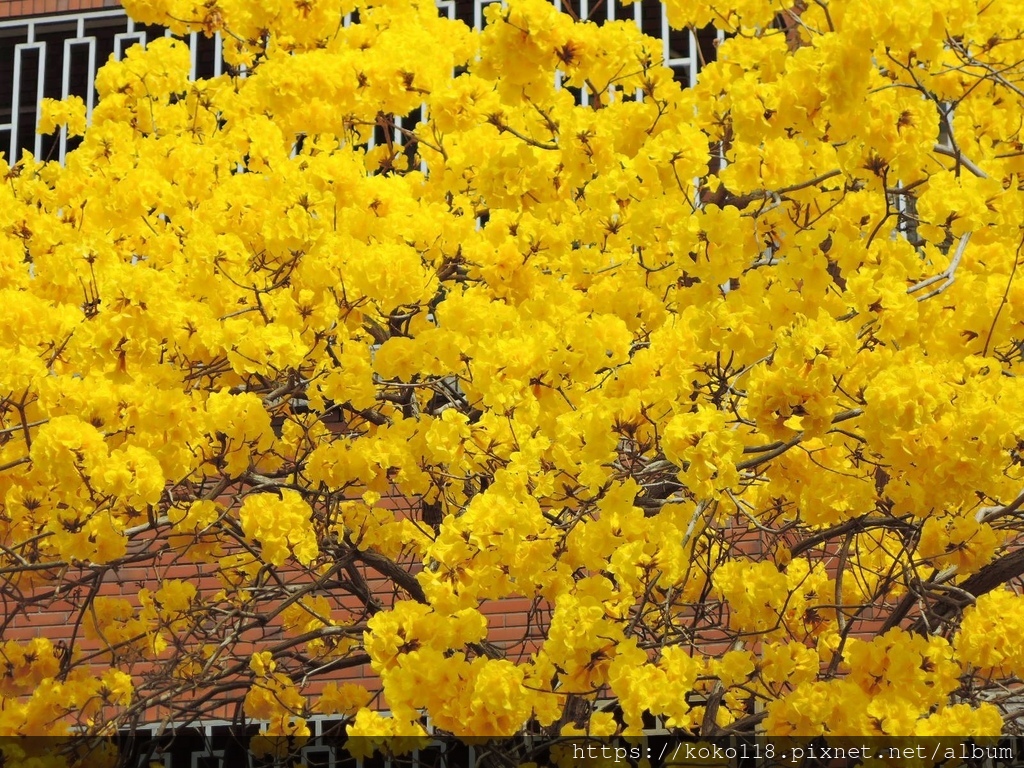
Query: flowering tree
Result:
<box><xmin>3</xmin><ymin>0</ymin><xmax>1024</xmax><ymax>761</ymax></box>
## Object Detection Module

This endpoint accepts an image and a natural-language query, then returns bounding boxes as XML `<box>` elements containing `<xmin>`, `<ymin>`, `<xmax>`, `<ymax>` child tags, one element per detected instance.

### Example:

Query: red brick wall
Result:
<box><xmin>2</xmin><ymin>482</ymin><xmax>551</xmax><ymax>723</ymax></box>
<box><xmin>0</xmin><ymin>0</ymin><xmax>120</xmax><ymax>18</ymax></box>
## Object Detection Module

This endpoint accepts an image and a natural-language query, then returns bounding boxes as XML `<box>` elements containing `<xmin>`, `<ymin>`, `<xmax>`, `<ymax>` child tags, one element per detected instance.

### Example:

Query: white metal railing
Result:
<box><xmin>117</xmin><ymin>708</ymin><xmax>681</xmax><ymax>767</ymax></box>
<box><xmin>0</xmin><ymin>1</ymin><xmax>716</xmax><ymax>164</ymax></box>
<box><xmin>0</xmin><ymin>7</ymin><xmax>223</xmax><ymax>162</ymax></box>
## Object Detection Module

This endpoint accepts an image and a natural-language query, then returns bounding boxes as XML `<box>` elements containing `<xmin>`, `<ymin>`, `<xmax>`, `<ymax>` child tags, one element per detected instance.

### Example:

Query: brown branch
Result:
<box><xmin>352</xmin><ymin>548</ymin><xmax>426</xmax><ymax>603</ymax></box>
<box><xmin>789</xmin><ymin>516</ymin><xmax>915</xmax><ymax>558</ymax></box>
<box><xmin>911</xmin><ymin>549</ymin><xmax>1024</xmax><ymax>633</ymax></box>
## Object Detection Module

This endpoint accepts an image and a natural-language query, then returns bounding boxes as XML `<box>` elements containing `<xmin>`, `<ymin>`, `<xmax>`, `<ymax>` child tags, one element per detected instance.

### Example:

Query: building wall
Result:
<box><xmin>0</xmin><ymin>0</ymin><xmax>119</xmax><ymax>18</ymax></box>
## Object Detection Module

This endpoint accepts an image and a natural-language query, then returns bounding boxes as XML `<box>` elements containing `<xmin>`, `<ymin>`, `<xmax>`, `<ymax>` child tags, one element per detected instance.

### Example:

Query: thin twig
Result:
<box><xmin>906</xmin><ymin>232</ymin><xmax>971</xmax><ymax>300</ymax></box>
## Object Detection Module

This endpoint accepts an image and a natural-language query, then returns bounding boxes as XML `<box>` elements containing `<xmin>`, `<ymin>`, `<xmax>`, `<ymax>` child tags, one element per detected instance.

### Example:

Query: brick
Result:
<box><xmin>13</xmin><ymin>616</ymin><xmax>71</xmax><ymax>630</ymax></box>
<box><xmin>2</xmin><ymin>626</ymin><xmax>45</xmax><ymax>640</ymax></box>
<box><xmin>487</xmin><ymin>626</ymin><xmax>528</xmax><ymax>643</ymax></box>
<box><xmin>501</xmin><ymin>614</ymin><xmax>536</xmax><ymax>632</ymax></box>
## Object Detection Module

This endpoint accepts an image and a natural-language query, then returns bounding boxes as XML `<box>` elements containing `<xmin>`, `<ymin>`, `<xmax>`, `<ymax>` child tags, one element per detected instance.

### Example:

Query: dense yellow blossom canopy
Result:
<box><xmin>3</xmin><ymin>0</ymin><xmax>1024</xmax><ymax>759</ymax></box>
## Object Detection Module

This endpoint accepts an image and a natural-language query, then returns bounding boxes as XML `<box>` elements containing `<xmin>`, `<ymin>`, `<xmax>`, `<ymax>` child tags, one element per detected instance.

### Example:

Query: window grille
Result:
<box><xmin>0</xmin><ymin>1</ymin><xmax>720</xmax><ymax>164</ymax></box>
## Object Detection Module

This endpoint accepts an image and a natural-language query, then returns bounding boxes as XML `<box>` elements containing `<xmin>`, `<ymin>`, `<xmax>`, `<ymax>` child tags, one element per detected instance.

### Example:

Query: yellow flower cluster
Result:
<box><xmin>766</xmin><ymin>630</ymin><xmax>985</xmax><ymax>736</ymax></box>
<box><xmin>238</xmin><ymin>490</ymin><xmax>318</xmax><ymax>567</ymax></box>
<box><xmin>1</xmin><ymin>0</ymin><xmax>1023</xmax><ymax>748</ymax></box>
<box><xmin>0</xmin><ymin>637</ymin><xmax>132</xmax><ymax>737</ymax></box>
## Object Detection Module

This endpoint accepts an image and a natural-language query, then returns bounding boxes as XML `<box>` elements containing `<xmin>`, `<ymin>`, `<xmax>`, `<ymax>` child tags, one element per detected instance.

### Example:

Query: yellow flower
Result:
<box><xmin>238</xmin><ymin>490</ymin><xmax>319</xmax><ymax>567</ymax></box>
<box><xmin>38</xmin><ymin>96</ymin><xmax>88</xmax><ymax>137</ymax></box>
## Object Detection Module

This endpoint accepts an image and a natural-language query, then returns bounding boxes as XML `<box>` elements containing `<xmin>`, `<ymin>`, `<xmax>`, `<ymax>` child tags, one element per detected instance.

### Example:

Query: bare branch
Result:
<box><xmin>907</xmin><ymin>232</ymin><xmax>971</xmax><ymax>300</ymax></box>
